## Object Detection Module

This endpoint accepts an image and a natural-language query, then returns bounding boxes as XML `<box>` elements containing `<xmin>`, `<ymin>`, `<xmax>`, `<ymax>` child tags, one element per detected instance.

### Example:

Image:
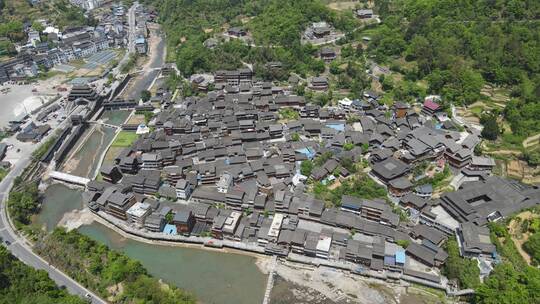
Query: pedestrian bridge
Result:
<box><xmin>49</xmin><ymin>171</ymin><xmax>90</xmax><ymax>187</ymax></box>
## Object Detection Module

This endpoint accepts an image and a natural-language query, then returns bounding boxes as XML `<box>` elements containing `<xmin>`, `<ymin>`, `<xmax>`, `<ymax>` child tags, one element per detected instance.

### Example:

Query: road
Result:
<box><xmin>0</xmin><ymin>122</ymin><xmax>107</xmax><ymax>302</ymax></box>
<box><xmin>127</xmin><ymin>2</ymin><xmax>138</xmax><ymax>54</ymax></box>
<box><xmin>113</xmin><ymin>1</ymin><xmax>138</xmax><ymax>76</ymax></box>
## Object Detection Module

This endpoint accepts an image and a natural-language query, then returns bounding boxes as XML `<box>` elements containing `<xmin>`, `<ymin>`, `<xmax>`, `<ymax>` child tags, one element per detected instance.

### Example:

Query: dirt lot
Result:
<box><xmin>126</xmin><ymin>114</ymin><xmax>146</xmax><ymax>125</ymax></box>
<box><xmin>508</xmin><ymin>211</ymin><xmax>538</xmax><ymax>265</ymax></box>
<box><xmin>102</xmin><ymin>146</ymin><xmax>123</xmax><ymax>168</ymax></box>
<box><xmin>327</xmin><ymin>1</ymin><xmax>360</xmax><ymax>11</ymax></box>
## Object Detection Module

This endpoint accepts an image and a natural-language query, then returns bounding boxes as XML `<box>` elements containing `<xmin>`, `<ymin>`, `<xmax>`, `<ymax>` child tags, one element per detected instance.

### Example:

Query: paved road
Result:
<box><xmin>0</xmin><ymin>140</ymin><xmax>107</xmax><ymax>304</ymax></box>
<box><xmin>113</xmin><ymin>2</ymin><xmax>138</xmax><ymax>76</ymax></box>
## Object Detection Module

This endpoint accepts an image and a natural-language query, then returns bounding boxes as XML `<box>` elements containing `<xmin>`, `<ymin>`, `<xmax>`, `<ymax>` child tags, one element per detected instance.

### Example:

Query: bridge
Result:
<box><xmin>262</xmin><ymin>256</ymin><xmax>278</xmax><ymax>304</ymax></box>
<box><xmin>88</xmin><ymin>120</ymin><xmax>122</xmax><ymax>130</ymax></box>
<box><xmin>49</xmin><ymin>171</ymin><xmax>90</xmax><ymax>187</ymax></box>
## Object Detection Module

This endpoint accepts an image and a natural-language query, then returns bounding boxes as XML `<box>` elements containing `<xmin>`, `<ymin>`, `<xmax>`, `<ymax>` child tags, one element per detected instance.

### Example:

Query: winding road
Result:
<box><xmin>0</xmin><ymin>145</ymin><xmax>107</xmax><ymax>303</ymax></box>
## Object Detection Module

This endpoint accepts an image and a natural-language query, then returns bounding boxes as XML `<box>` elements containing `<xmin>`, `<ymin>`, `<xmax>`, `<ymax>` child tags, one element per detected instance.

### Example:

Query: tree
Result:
<box><xmin>291</xmin><ymin>133</ymin><xmax>300</xmax><ymax>141</ymax></box>
<box><xmin>361</xmin><ymin>143</ymin><xmax>369</xmax><ymax>153</ymax></box>
<box><xmin>300</xmin><ymin>160</ymin><xmax>313</xmax><ymax>176</ymax></box>
<box><xmin>523</xmin><ymin>232</ymin><xmax>540</xmax><ymax>265</ymax></box>
<box><xmin>524</xmin><ymin>151</ymin><xmax>540</xmax><ymax>167</ymax></box>
<box><xmin>443</xmin><ymin>237</ymin><xmax>480</xmax><ymax>289</ymax></box>
<box><xmin>31</xmin><ymin>21</ymin><xmax>45</xmax><ymax>32</ymax></box>
<box><xmin>329</xmin><ymin>60</ymin><xmax>342</xmax><ymax>75</ymax></box>
<box><xmin>480</xmin><ymin>114</ymin><xmax>500</xmax><ymax>140</ymax></box>
<box><xmin>396</xmin><ymin>239</ymin><xmax>410</xmax><ymax>248</ymax></box>
<box><xmin>343</xmin><ymin>142</ymin><xmax>354</xmax><ymax>151</ymax></box>
<box><xmin>140</xmin><ymin>90</ymin><xmax>151</xmax><ymax>102</ymax></box>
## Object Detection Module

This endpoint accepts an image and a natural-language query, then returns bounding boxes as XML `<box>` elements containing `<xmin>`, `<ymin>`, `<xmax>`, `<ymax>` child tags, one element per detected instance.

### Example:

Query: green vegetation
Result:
<box><xmin>515</xmin><ymin>215</ymin><xmax>540</xmax><ymax>265</ymax></box>
<box><xmin>32</xmin><ymin>134</ymin><xmax>58</xmax><ymax>160</ymax></box>
<box><xmin>473</xmin><ymin>222</ymin><xmax>540</xmax><ymax>303</ymax></box>
<box><xmin>249</xmin><ymin>0</ymin><xmax>356</xmax><ymax>46</ymax></box>
<box><xmin>278</xmin><ymin>108</ymin><xmax>300</xmax><ymax>120</ymax></box>
<box><xmin>343</xmin><ymin>142</ymin><xmax>354</xmax><ymax>151</ymax></box>
<box><xmin>0</xmin><ymin>0</ymin><xmax>93</xmax><ymax>44</ymax></box>
<box><xmin>442</xmin><ymin>237</ymin><xmax>480</xmax><ymax>289</ymax></box>
<box><xmin>339</xmin><ymin>157</ymin><xmax>357</xmax><ymax>174</ymax></box>
<box><xmin>373</xmin><ymin>0</ymin><xmax>540</xmax><ymax>105</ymax></box>
<box><xmin>111</xmin><ymin>131</ymin><xmax>139</xmax><ymax>148</ymax></box>
<box><xmin>314</xmin><ymin>173</ymin><xmax>386</xmax><ymax>206</ymax></box>
<box><xmin>414</xmin><ymin>165</ymin><xmax>451</xmax><ymax>190</ymax></box>
<box><xmin>369</xmin><ymin>0</ymin><xmax>540</xmax><ymax>142</ymax></box>
<box><xmin>35</xmin><ymin>228</ymin><xmax>196</xmax><ymax>304</ymax></box>
<box><xmin>135</xmin><ymin>110</ymin><xmax>154</xmax><ymax>124</ymax></box>
<box><xmin>291</xmin><ymin>132</ymin><xmax>300</xmax><ymax>142</ymax></box>
<box><xmin>523</xmin><ymin>232</ymin><xmax>540</xmax><ymax>265</ymax></box>
<box><xmin>314</xmin><ymin>151</ymin><xmax>333</xmax><ymax>167</ymax></box>
<box><xmin>0</xmin><ymin>245</ymin><xmax>86</xmax><ymax>304</ymax></box>
<box><xmin>148</xmin><ymin>0</ymin><xmax>358</xmax><ymax>77</ymax></box>
<box><xmin>140</xmin><ymin>90</ymin><xmax>151</xmax><ymax>102</ymax></box>
<box><xmin>300</xmin><ymin>160</ymin><xmax>314</xmax><ymax>176</ymax></box>
<box><xmin>396</xmin><ymin>239</ymin><xmax>410</xmax><ymax>248</ymax></box>
<box><xmin>524</xmin><ymin>151</ymin><xmax>540</xmax><ymax>167</ymax></box>
<box><xmin>7</xmin><ymin>182</ymin><xmax>39</xmax><ymax>228</ymax></box>
<box><xmin>0</xmin><ymin>167</ymin><xmax>8</xmax><ymax>182</ymax></box>
<box><xmin>120</xmin><ymin>53</ymin><xmax>139</xmax><ymax>74</ymax></box>
<box><xmin>480</xmin><ymin>113</ymin><xmax>500</xmax><ymax>140</ymax></box>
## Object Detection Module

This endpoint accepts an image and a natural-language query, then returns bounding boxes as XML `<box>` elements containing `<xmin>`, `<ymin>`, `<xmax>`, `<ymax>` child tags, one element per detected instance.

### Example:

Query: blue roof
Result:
<box><xmin>326</xmin><ymin>123</ymin><xmax>345</xmax><ymax>132</ymax></box>
<box><xmin>135</xmin><ymin>37</ymin><xmax>146</xmax><ymax>44</ymax></box>
<box><xmin>295</xmin><ymin>147</ymin><xmax>316</xmax><ymax>160</ymax></box>
<box><xmin>384</xmin><ymin>256</ymin><xmax>396</xmax><ymax>266</ymax></box>
<box><xmin>342</xmin><ymin>201</ymin><xmax>361</xmax><ymax>211</ymax></box>
<box><xmin>163</xmin><ymin>224</ymin><xmax>177</xmax><ymax>235</ymax></box>
<box><xmin>395</xmin><ymin>250</ymin><xmax>406</xmax><ymax>264</ymax></box>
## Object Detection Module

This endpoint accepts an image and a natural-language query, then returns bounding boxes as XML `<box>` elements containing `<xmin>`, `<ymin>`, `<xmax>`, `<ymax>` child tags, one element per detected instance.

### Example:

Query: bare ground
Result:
<box><xmin>257</xmin><ymin>258</ymin><xmax>405</xmax><ymax>304</ymax></box>
<box><xmin>508</xmin><ymin>211</ymin><xmax>538</xmax><ymax>265</ymax></box>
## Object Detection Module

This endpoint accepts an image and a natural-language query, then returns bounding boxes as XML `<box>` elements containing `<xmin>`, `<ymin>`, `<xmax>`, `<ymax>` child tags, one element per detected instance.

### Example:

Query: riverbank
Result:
<box><xmin>38</xmin><ymin>182</ymin><xmax>451</xmax><ymax>304</ymax></box>
<box><xmin>59</xmin><ymin>207</ymin><xmax>269</xmax><ymax>260</ymax></box>
<box><xmin>77</xmin><ymin>221</ymin><xmax>267</xmax><ymax>304</ymax></box>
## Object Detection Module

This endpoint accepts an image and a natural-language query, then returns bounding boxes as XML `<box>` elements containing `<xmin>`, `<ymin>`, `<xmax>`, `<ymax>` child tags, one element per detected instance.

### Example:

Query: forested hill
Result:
<box><xmin>374</xmin><ymin>0</ymin><xmax>539</xmax><ymax>87</ymax></box>
<box><xmin>371</xmin><ymin>0</ymin><xmax>540</xmax><ymax>138</ymax></box>
<box><xmin>0</xmin><ymin>245</ymin><xmax>86</xmax><ymax>303</ymax></box>
<box><xmin>145</xmin><ymin>0</ymin><xmax>358</xmax><ymax>77</ymax></box>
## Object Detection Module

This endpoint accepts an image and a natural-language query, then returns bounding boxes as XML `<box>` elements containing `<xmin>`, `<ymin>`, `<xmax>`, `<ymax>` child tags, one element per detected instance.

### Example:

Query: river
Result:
<box><xmin>61</xmin><ymin>124</ymin><xmax>116</xmax><ymax>178</ymax></box>
<box><xmin>79</xmin><ymin>223</ymin><xmax>267</xmax><ymax>304</ymax></box>
<box><xmin>35</xmin><ymin>184</ymin><xmax>83</xmax><ymax>231</ymax></box>
<box><xmin>36</xmin><ymin>184</ymin><xmax>267</xmax><ymax>304</ymax></box>
<box><xmin>100</xmin><ymin>110</ymin><xmax>131</xmax><ymax>126</ymax></box>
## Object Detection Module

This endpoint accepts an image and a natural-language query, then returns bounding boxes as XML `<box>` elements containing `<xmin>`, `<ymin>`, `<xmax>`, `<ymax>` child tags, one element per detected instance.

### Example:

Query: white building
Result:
<box><xmin>175</xmin><ymin>179</ymin><xmax>193</xmax><ymax>200</ymax></box>
<box><xmin>268</xmin><ymin>213</ymin><xmax>284</xmax><ymax>242</ymax></box>
<box><xmin>126</xmin><ymin>202</ymin><xmax>151</xmax><ymax>228</ymax></box>
<box><xmin>216</xmin><ymin>172</ymin><xmax>233</xmax><ymax>193</ymax></box>
<box><xmin>316</xmin><ymin>235</ymin><xmax>332</xmax><ymax>259</ymax></box>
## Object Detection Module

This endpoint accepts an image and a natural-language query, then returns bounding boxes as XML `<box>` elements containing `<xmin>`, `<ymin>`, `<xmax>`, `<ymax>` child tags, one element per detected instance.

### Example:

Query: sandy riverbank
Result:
<box><xmin>59</xmin><ymin>208</ymin><xmax>448</xmax><ymax>304</ymax></box>
<box><xmin>257</xmin><ymin>257</ymin><xmax>406</xmax><ymax>304</ymax></box>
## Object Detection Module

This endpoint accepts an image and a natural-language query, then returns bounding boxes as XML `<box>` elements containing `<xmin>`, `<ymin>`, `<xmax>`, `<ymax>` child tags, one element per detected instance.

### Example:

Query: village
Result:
<box><xmin>0</xmin><ymin>1</ymin><xmax>150</xmax><ymax>84</ymax></box>
<box><xmin>1</xmin><ymin>1</ymin><xmax>539</xmax><ymax>303</ymax></box>
<box><xmin>38</xmin><ymin>56</ymin><xmax>540</xmax><ymax>295</ymax></box>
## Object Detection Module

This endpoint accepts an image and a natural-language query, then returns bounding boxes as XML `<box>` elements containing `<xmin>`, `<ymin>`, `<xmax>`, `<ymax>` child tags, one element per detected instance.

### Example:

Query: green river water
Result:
<box><xmin>36</xmin><ymin>184</ymin><xmax>267</xmax><ymax>304</ymax></box>
<box><xmin>100</xmin><ymin>110</ymin><xmax>131</xmax><ymax>126</ymax></box>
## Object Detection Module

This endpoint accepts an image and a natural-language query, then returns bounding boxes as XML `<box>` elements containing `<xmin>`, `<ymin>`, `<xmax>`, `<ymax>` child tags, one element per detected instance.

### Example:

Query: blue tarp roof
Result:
<box><xmin>326</xmin><ymin>123</ymin><xmax>345</xmax><ymax>132</ymax></box>
<box><xmin>395</xmin><ymin>250</ymin><xmax>406</xmax><ymax>264</ymax></box>
<box><xmin>164</xmin><ymin>224</ymin><xmax>177</xmax><ymax>235</ymax></box>
<box><xmin>295</xmin><ymin>147</ymin><xmax>316</xmax><ymax>160</ymax></box>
